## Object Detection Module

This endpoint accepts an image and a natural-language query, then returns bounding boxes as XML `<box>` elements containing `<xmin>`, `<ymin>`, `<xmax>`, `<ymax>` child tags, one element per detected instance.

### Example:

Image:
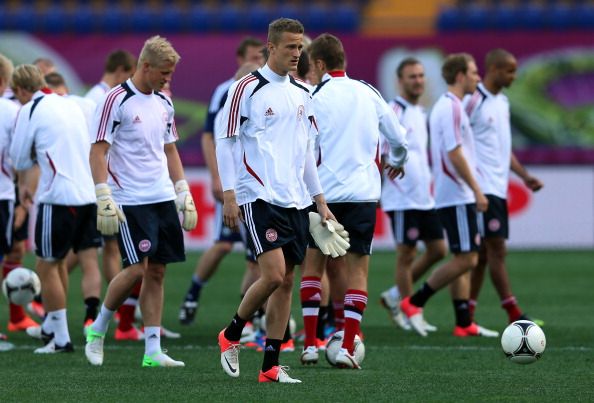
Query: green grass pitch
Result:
<box><xmin>0</xmin><ymin>250</ymin><xmax>592</xmax><ymax>402</ymax></box>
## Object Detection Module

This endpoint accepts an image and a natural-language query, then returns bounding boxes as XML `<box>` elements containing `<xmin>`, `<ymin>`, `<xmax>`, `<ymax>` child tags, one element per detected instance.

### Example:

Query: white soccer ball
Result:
<box><xmin>325</xmin><ymin>330</ymin><xmax>365</xmax><ymax>366</ymax></box>
<box><xmin>501</xmin><ymin>320</ymin><xmax>546</xmax><ymax>364</ymax></box>
<box><xmin>258</xmin><ymin>315</ymin><xmax>297</xmax><ymax>336</ymax></box>
<box><xmin>2</xmin><ymin>268</ymin><xmax>41</xmax><ymax>306</ymax></box>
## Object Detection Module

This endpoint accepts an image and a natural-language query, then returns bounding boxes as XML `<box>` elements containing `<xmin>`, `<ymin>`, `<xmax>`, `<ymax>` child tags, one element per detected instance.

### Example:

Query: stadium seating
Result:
<box><xmin>437</xmin><ymin>0</ymin><xmax>594</xmax><ymax>31</ymax></box>
<box><xmin>0</xmin><ymin>1</ymin><xmax>366</xmax><ymax>33</ymax></box>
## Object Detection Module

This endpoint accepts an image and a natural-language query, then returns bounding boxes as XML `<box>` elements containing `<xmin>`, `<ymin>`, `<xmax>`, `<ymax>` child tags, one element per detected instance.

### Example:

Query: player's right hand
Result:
<box><xmin>95</xmin><ymin>184</ymin><xmax>126</xmax><ymax>236</ymax></box>
<box><xmin>222</xmin><ymin>190</ymin><xmax>242</xmax><ymax>231</ymax></box>
<box><xmin>475</xmin><ymin>192</ymin><xmax>489</xmax><ymax>213</ymax></box>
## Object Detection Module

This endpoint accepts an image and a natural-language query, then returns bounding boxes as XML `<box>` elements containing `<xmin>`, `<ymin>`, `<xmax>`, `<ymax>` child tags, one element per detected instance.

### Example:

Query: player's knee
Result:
<box><xmin>214</xmin><ymin>241</ymin><xmax>234</xmax><ymax>255</ymax></box>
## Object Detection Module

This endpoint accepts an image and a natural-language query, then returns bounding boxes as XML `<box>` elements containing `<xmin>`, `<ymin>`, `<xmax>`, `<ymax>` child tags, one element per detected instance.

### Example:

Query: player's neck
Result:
<box><xmin>130</xmin><ymin>76</ymin><xmax>152</xmax><ymax>95</ymax></box>
<box><xmin>400</xmin><ymin>93</ymin><xmax>419</xmax><ymax>105</ymax></box>
<box><xmin>483</xmin><ymin>78</ymin><xmax>501</xmax><ymax>95</ymax></box>
<box><xmin>447</xmin><ymin>85</ymin><xmax>464</xmax><ymax>100</ymax></box>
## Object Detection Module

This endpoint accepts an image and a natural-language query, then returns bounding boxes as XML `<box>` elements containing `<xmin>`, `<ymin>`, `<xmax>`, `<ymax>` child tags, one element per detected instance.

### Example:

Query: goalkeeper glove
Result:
<box><xmin>175</xmin><ymin>179</ymin><xmax>198</xmax><ymax>231</ymax></box>
<box><xmin>308</xmin><ymin>212</ymin><xmax>350</xmax><ymax>258</ymax></box>
<box><xmin>95</xmin><ymin>184</ymin><xmax>126</xmax><ymax>236</ymax></box>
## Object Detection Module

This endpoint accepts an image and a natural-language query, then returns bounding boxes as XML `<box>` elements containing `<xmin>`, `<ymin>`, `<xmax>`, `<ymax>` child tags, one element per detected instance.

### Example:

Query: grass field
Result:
<box><xmin>0</xmin><ymin>250</ymin><xmax>592</xmax><ymax>402</ymax></box>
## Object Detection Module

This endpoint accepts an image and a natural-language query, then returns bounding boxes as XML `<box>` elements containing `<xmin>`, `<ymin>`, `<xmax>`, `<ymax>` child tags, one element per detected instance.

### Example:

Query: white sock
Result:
<box><xmin>41</xmin><ymin>315</ymin><xmax>53</xmax><ymax>335</ymax></box>
<box><xmin>48</xmin><ymin>309</ymin><xmax>70</xmax><ymax>346</ymax></box>
<box><xmin>91</xmin><ymin>305</ymin><xmax>114</xmax><ymax>334</ymax></box>
<box><xmin>388</xmin><ymin>286</ymin><xmax>400</xmax><ymax>301</ymax></box>
<box><xmin>144</xmin><ymin>326</ymin><xmax>161</xmax><ymax>356</ymax></box>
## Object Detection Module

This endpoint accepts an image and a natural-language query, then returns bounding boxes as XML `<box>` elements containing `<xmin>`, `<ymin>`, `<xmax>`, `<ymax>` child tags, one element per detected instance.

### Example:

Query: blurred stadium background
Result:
<box><xmin>1</xmin><ymin>0</ymin><xmax>593</xmax><ymax>249</ymax></box>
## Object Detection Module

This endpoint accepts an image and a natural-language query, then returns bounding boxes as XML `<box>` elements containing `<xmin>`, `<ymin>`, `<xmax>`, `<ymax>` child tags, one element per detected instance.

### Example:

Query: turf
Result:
<box><xmin>0</xmin><ymin>250</ymin><xmax>592</xmax><ymax>402</ymax></box>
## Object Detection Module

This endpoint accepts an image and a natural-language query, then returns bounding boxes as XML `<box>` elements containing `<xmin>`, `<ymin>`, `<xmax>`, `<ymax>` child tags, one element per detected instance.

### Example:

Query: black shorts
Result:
<box><xmin>437</xmin><ymin>204</ymin><xmax>481</xmax><ymax>253</ymax></box>
<box><xmin>241</xmin><ymin>199</ymin><xmax>309</xmax><ymax>265</ymax></box>
<box><xmin>117</xmin><ymin>201</ymin><xmax>185</xmax><ymax>268</ymax></box>
<box><xmin>35</xmin><ymin>203</ymin><xmax>102</xmax><ymax>260</ymax></box>
<box><xmin>477</xmin><ymin>195</ymin><xmax>509</xmax><ymax>239</ymax></box>
<box><xmin>308</xmin><ymin>202</ymin><xmax>377</xmax><ymax>255</ymax></box>
<box><xmin>386</xmin><ymin>209</ymin><xmax>444</xmax><ymax>247</ymax></box>
<box><xmin>0</xmin><ymin>200</ymin><xmax>14</xmax><ymax>254</ymax></box>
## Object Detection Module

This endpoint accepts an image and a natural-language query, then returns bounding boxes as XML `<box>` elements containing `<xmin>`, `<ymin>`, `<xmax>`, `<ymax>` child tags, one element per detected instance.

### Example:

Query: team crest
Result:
<box><xmin>297</xmin><ymin>105</ymin><xmax>304</xmax><ymax>120</ymax></box>
<box><xmin>407</xmin><ymin>227</ymin><xmax>420</xmax><ymax>240</ymax></box>
<box><xmin>265</xmin><ymin>228</ymin><xmax>278</xmax><ymax>242</ymax></box>
<box><xmin>488</xmin><ymin>218</ymin><xmax>501</xmax><ymax>232</ymax></box>
<box><xmin>139</xmin><ymin>239</ymin><xmax>151</xmax><ymax>252</ymax></box>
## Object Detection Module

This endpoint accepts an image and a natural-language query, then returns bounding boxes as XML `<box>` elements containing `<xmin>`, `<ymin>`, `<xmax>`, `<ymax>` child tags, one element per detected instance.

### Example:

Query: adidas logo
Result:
<box><xmin>133</xmin><ymin>115</ymin><xmax>142</xmax><ymax>123</ymax></box>
<box><xmin>264</xmin><ymin>107</ymin><xmax>274</xmax><ymax>116</ymax></box>
<box><xmin>148</xmin><ymin>334</ymin><xmax>159</xmax><ymax>339</ymax></box>
<box><xmin>265</xmin><ymin>345</ymin><xmax>276</xmax><ymax>352</ymax></box>
<box><xmin>311</xmin><ymin>293</ymin><xmax>322</xmax><ymax>301</ymax></box>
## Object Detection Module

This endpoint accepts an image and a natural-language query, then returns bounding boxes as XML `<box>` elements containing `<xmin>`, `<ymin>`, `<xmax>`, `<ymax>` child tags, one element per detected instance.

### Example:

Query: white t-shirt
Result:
<box><xmin>215</xmin><ymin>64</ymin><xmax>317</xmax><ymax>209</ymax></box>
<box><xmin>10</xmin><ymin>91</ymin><xmax>95</xmax><ymax>205</ymax></box>
<box><xmin>381</xmin><ymin>96</ymin><xmax>434</xmax><ymax>211</ymax></box>
<box><xmin>0</xmin><ymin>98</ymin><xmax>19</xmax><ymax>201</ymax></box>
<box><xmin>312</xmin><ymin>71</ymin><xmax>407</xmax><ymax>203</ymax></box>
<box><xmin>85</xmin><ymin>81</ymin><xmax>111</xmax><ymax>106</ymax></box>
<box><xmin>464</xmin><ymin>83</ymin><xmax>511</xmax><ymax>199</ymax></box>
<box><xmin>67</xmin><ymin>94</ymin><xmax>96</xmax><ymax>137</ymax></box>
<box><xmin>429</xmin><ymin>92</ymin><xmax>478</xmax><ymax>208</ymax></box>
<box><xmin>91</xmin><ymin>79</ymin><xmax>178</xmax><ymax>205</ymax></box>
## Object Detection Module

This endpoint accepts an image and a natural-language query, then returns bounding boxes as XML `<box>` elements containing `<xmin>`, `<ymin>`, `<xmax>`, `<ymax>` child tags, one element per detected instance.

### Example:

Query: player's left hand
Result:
<box><xmin>524</xmin><ymin>176</ymin><xmax>543</xmax><ymax>192</ymax></box>
<box><xmin>175</xmin><ymin>180</ymin><xmax>198</xmax><ymax>231</ymax></box>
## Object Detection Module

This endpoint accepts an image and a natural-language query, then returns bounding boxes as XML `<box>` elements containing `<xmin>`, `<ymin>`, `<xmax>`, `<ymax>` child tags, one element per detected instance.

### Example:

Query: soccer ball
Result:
<box><xmin>325</xmin><ymin>330</ymin><xmax>365</xmax><ymax>366</ymax></box>
<box><xmin>501</xmin><ymin>320</ymin><xmax>546</xmax><ymax>364</ymax></box>
<box><xmin>2</xmin><ymin>268</ymin><xmax>41</xmax><ymax>306</ymax></box>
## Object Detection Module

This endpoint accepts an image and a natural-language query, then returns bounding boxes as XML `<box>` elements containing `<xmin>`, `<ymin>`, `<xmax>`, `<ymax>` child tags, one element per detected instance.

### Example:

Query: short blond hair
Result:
<box><xmin>268</xmin><ymin>18</ymin><xmax>304</xmax><ymax>45</ymax></box>
<box><xmin>11</xmin><ymin>64</ymin><xmax>46</xmax><ymax>93</ymax></box>
<box><xmin>138</xmin><ymin>36</ymin><xmax>180</xmax><ymax>68</ymax></box>
<box><xmin>0</xmin><ymin>53</ymin><xmax>14</xmax><ymax>83</ymax></box>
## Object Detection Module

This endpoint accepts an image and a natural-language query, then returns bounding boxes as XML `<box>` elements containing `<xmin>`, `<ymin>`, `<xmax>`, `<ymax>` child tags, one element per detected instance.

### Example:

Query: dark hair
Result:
<box><xmin>442</xmin><ymin>53</ymin><xmax>474</xmax><ymax>85</ymax></box>
<box><xmin>236</xmin><ymin>37</ymin><xmax>264</xmax><ymax>58</ymax></box>
<box><xmin>485</xmin><ymin>48</ymin><xmax>514</xmax><ymax>70</ymax></box>
<box><xmin>297</xmin><ymin>49</ymin><xmax>310</xmax><ymax>79</ymax></box>
<box><xmin>268</xmin><ymin>18</ymin><xmax>304</xmax><ymax>45</ymax></box>
<box><xmin>44</xmin><ymin>72</ymin><xmax>65</xmax><ymax>87</ymax></box>
<box><xmin>105</xmin><ymin>50</ymin><xmax>136</xmax><ymax>73</ymax></box>
<box><xmin>396</xmin><ymin>57</ymin><xmax>421</xmax><ymax>78</ymax></box>
<box><xmin>309</xmin><ymin>33</ymin><xmax>345</xmax><ymax>71</ymax></box>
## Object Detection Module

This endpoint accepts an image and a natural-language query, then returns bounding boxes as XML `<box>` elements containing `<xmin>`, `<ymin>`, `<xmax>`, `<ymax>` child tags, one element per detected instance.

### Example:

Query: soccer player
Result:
<box><xmin>84</xmin><ymin>36</ymin><xmax>197</xmax><ymax>367</ymax></box>
<box><xmin>84</xmin><ymin>50</ymin><xmax>143</xmax><ymax>340</ymax></box>
<box><xmin>44</xmin><ymin>72</ymin><xmax>104</xmax><ymax>333</ymax></box>
<box><xmin>299</xmin><ymin>33</ymin><xmax>408</xmax><ymax>369</ymax></box>
<box><xmin>399</xmin><ymin>53</ymin><xmax>499</xmax><ymax>338</ymax></box>
<box><xmin>10</xmin><ymin>64</ymin><xmax>99</xmax><ymax>353</ymax></box>
<box><xmin>85</xmin><ymin>50</ymin><xmax>136</xmax><ymax>105</ymax></box>
<box><xmin>0</xmin><ymin>53</ymin><xmax>40</xmax><ymax>336</ymax></box>
<box><xmin>178</xmin><ymin>37</ymin><xmax>265</xmax><ymax>326</ymax></box>
<box><xmin>32</xmin><ymin>57</ymin><xmax>56</xmax><ymax>75</ymax></box>
<box><xmin>464</xmin><ymin>49</ymin><xmax>543</xmax><ymax>324</ymax></box>
<box><xmin>216</xmin><ymin>18</ymin><xmax>342</xmax><ymax>383</ymax></box>
<box><xmin>379</xmin><ymin>58</ymin><xmax>447</xmax><ymax>332</ymax></box>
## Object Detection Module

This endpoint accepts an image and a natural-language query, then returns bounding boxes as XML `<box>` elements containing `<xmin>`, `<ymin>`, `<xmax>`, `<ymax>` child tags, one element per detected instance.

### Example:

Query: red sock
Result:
<box><xmin>343</xmin><ymin>289</ymin><xmax>368</xmax><ymax>355</ymax></box>
<box><xmin>501</xmin><ymin>296</ymin><xmax>523</xmax><ymax>322</ymax></box>
<box><xmin>118</xmin><ymin>280</ymin><xmax>142</xmax><ymax>331</ymax></box>
<box><xmin>3</xmin><ymin>261</ymin><xmax>26</xmax><ymax>323</ymax></box>
<box><xmin>332</xmin><ymin>299</ymin><xmax>344</xmax><ymax>331</ymax></box>
<box><xmin>469</xmin><ymin>299</ymin><xmax>477</xmax><ymax>322</ymax></box>
<box><xmin>300</xmin><ymin>276</ymin><xmax>321</xmax><ymax>348</ymax></box>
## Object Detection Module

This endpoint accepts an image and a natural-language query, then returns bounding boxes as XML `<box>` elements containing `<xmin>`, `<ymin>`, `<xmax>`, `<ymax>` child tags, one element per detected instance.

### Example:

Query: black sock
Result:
<box><xmin>282</xmin><ymin>322</ymin><xmax>292</xmax><ymax>343</ymax></box>
<box><xmin>84</xmin><ymin>297</ymin><xmax>100</xmax><ymax>321</ymax></box>
<box><xmin>410</xmin><ymin>282</ymin><xmax>435</xmax><ymax>308</ymax></box>
<box><xmin>224</xmin><ymin>313</ymin><xmax>247</xmax><ymax>341</ymax></box>
<box><xmin>262</xmin><ymin>338</ymin><xmax>282</xmax><ymax>372</ymax></box>
<box><xmin>317</xmin><ymin>306</ymin><xmax>328</xmax><ymax>339</ymax></box>
<box><xmin>184</xmin><ymin>277</ymin><xmax>203</xmax><ymax>302</ymax></box>
<box><xmin>453</xmin><ymin>299</ymin><xmax>472</xmax><ymax>327</ymax></box>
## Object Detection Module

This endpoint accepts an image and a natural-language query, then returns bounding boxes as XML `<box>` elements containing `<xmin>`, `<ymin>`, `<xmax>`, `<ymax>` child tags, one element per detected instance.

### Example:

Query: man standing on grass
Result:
<box><xmin>84</xmin><ymin>35</ymin><xmax>197</xmax><ymax>367</ymax></box>
<box><xmin>400</xmin><ymin>53</ymin><xmax>498</xmax><ymax>338</ymax></box>
<box><xmin>215</xmin><ymin>18</ymin><xmax>347</xmax><ymax>383</ymax></box>
<box><xmin>299</xmin><ymin>33</ymin><xmax>408</xmax><ymax>369</ymax></box>
<box><xmin>464</xmin><ymin>49</ymin><xmax>543</xmax><ymax>325</ymax></box>
<box><xmin>379</xmin><ymin>58</ymin><xmax>446</xmax><ymax>333</ymax></box>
